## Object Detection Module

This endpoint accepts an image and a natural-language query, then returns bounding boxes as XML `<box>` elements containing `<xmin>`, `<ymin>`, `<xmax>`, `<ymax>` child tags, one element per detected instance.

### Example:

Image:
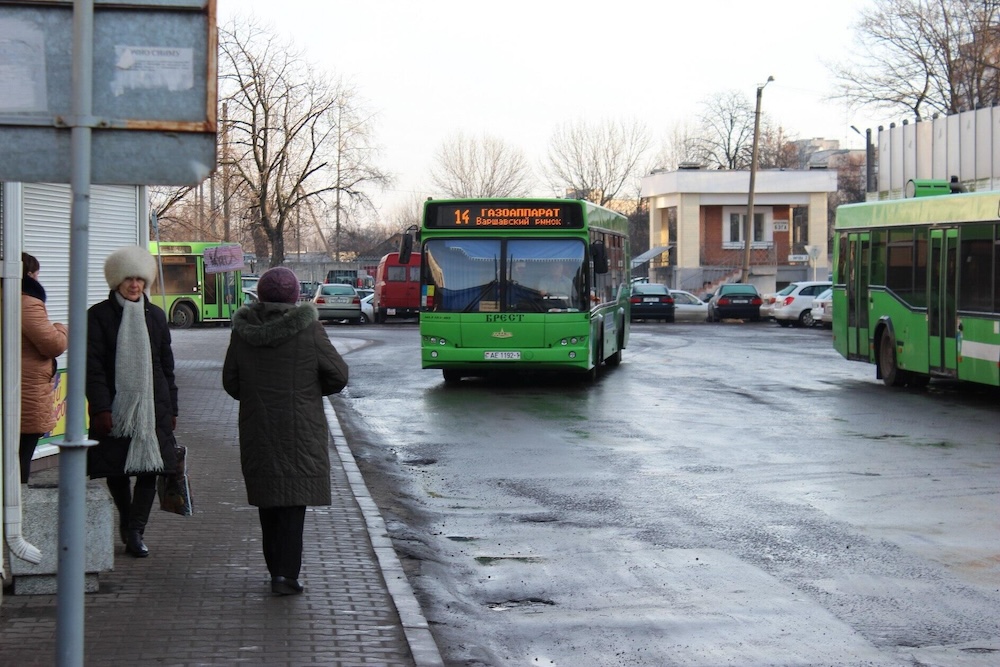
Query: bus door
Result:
<box><xmin>927</xmin><ymin>228</ymin><xmax>958</xmax><ymax>376</ymax></box>
<box><xmin>203</xmin><ymin>269</ymin><xmax>239</xmax><ymax>321</ymax></box>
<box><xmin>845</xmin><ymin>232</ymin><xmax>870</xmax><ymax>359</ymax></box>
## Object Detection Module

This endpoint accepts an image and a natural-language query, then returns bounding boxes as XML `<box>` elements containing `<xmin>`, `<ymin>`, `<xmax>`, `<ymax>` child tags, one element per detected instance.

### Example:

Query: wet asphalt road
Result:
<box><xmin>187</xmin><ymin>321</ymin><xmax>1000</xmax><ymax>667</ymax></box>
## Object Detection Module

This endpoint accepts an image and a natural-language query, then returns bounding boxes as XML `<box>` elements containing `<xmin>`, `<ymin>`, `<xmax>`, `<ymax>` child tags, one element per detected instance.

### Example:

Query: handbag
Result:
<box><xmin>157</xmin><ymin>443</ymin><xmax>193</xmax><ymax>516</ymax></box>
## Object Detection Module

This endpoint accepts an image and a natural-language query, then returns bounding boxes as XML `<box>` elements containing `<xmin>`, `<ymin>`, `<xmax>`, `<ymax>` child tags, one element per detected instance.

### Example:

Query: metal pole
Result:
<box><xmin>57</xmin><ymin>1</ymin><xmax>96</xmax><ymax>665</ymax></box>
<box><xmin>741</xmin><ymin>76</ymin><xmax>772</xmax><ymax>284</ymax></box>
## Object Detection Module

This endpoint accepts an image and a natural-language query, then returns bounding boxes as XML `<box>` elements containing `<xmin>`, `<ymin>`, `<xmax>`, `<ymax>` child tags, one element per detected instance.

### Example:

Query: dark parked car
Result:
<box><xmin>629</xmin><ymin>282</ymin><xmax>675</xmax><ymax>322</ymax></box>
<box><xmin>707</xmin><ymin>283</ymin><xmax>763</xmax><ymax>322</ymax></box>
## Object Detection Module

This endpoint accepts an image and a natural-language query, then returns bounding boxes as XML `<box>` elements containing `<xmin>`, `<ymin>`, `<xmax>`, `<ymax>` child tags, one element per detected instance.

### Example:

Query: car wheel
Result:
<box><xmin>360</xmin><ymin>312</ymin><xmax>370</xmax><ymax>324</ymax></box>
<box><xmin>798</xmin><ymin>310</ymin><xmax>814</xmax><ymax>327</ymax></box>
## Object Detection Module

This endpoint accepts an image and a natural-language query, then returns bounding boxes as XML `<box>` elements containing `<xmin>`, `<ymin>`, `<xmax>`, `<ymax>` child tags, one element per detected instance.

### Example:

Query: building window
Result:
<box><xmin>722</xmin><ymin>206</ymin><xmax>772</xmax><ymax>248</ymax></box>
<box><xmin>791</xmin><ymin>206</ymin><xmax>809</xmax><ymax>255</ymax></box>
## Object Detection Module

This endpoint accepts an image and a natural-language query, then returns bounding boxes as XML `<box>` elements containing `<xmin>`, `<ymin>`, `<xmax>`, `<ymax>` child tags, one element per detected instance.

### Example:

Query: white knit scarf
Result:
<box><xmin>111</xmin><ymin>293</ymin><xmax>163</xmax><ymax>473</ymax></box>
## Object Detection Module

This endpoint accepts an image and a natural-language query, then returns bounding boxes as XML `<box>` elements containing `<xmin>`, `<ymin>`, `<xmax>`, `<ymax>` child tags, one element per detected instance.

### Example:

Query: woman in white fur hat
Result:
<box><xmin>87</xmin><ymin>246</ymin><xmax>179</xmax><ymax>558</ymax></box>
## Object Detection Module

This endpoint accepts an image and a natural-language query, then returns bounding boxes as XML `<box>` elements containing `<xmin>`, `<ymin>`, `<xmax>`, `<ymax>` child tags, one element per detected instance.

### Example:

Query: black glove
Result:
<box><xmin>91</xmin><ymin>411</ymin><xmax>113</xmax><ymax>437</ymax></box>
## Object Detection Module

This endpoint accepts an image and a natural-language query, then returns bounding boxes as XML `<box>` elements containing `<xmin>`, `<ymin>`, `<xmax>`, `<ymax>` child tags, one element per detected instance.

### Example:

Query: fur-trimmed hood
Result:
<box><xmin>231</xmin><ymin>301</ymin><xmax>319</xmax><ymax>347</ymax></box>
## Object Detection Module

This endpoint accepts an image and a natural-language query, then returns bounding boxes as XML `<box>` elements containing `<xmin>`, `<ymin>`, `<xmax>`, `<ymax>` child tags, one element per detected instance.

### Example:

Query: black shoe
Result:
<box><xmin>271</xmin><ymin>576</ymin><xmax>303</xmax><ymax>595</ymax></box>
<box><xmin>125</xmin><ymin>530</ymin><xmax>149</xmax><ymax>558</ymax></box>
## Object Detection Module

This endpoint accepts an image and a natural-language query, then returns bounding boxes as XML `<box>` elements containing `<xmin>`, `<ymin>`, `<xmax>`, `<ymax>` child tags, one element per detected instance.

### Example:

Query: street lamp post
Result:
<box><xmin>742</xmin><ymin>75</ymin><xmax>773</xmax><ymax>284</ymax></box>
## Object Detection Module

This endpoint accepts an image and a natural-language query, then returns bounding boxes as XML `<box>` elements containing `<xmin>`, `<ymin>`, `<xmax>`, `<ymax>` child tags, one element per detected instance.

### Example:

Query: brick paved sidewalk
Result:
<box><xmin>1</xmin><ymin>335</ymin><xmax>441</xmax><ymax>667</ymax></box>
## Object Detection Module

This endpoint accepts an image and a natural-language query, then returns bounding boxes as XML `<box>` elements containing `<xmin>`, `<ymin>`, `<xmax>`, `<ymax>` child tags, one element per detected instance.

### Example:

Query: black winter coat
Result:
<box><xmin>86</xmin><ymin>292</ymin><xmax>178</xmax><ymax>478</ymax></box>
<box><xmin>222</xmin><ymin>301</ymin><xmax>348</xmax><ymax>508</ymax></box>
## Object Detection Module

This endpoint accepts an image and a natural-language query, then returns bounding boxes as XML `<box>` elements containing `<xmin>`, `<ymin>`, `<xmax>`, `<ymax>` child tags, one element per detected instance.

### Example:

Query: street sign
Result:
<box><xmin>0</xmin><ymin>0</ymin><xmax>216</xmax><ymax>185</ymax></box>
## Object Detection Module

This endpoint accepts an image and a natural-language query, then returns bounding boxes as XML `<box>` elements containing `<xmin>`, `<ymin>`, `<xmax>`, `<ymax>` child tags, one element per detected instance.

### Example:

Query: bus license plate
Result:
<box><xmin>485</xmin><ymin>351</ymin><xmax>521</xmax><ymax>360</ymax></box>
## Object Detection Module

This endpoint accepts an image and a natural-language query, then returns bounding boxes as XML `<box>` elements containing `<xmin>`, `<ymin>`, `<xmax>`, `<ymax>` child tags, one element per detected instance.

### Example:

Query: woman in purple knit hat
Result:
<box><xmin>223</xmin><ymin>266</ymin><xmax>349</xmax><ymax>595</ymax></box>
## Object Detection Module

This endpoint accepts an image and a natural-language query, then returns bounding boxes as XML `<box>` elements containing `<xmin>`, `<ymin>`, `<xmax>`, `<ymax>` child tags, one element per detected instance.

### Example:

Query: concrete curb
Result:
<box><xmin>324</xmin><ymin>401</ymin><xmax>445</xmax><ymax>667</ymax></box>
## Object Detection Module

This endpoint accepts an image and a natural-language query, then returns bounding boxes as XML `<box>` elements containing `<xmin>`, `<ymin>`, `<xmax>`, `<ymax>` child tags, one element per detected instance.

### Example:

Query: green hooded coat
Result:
<box><xmin>223</xmin><ymin>302</ymin><xmax>348</xmax><ymax>507</ymax></box>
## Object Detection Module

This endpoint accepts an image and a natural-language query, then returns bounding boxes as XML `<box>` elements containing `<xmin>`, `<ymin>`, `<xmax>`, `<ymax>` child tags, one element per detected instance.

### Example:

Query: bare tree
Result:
<box><xmin>543</xmin><ymin>118</ymin><xmax>652</xmax><ymax>206</ymax></box>
<box><xmin>830</xmin><ymin>0</ymin><xmax>1000</xmax><ymax>121</ymax></box>
<box><xmin>757</xmin><ymin>122</ymin><xmax>800</xmax><ymax>170</ymax></box>
<box><xmin>218</xmin><ymin>18</ymin><xmax>388</xmax><ymax>267</ymax></box>
<box><xmin>430</xmin><ymin>132</ymin><xmax>533</xmax><ymax>198</ymax></box>
<box><xmin>693</xmin><ymin>90</ymin><xmax>755</xmax><ymax>170</ymax></box>
<box><xmin>654</xmin><ymin>121</ymin><xmax>703</xmax><ymax>170</ymax></box>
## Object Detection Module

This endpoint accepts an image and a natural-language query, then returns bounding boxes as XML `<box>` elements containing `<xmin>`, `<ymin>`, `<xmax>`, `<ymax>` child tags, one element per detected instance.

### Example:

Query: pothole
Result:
<box><xmin>475</xmin><ymin>556</ymin><xmax>544</xmax><ymax>566</ymax></box>
<box><xmin>487</xmin><ymin>598</ymin><xmax>555</xmax><ymax>611</ymax></box>
<box><xmin>402</xmin><ymin>457</ymin><xmax>437</xmax><ymax>466</ymax></box>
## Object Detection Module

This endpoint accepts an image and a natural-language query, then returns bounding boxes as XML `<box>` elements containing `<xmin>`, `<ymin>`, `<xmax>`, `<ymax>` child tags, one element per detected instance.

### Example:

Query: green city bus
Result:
<box><xmin>400</xmin><ymin>198</ymin><xmax>631</xmax><ymax>383</ymax></box>
<box><xmin>833</xmin><ymin>188</ymin><xmax>1000</xmax><ymax>388</ymax></box>
<box><xmin>149</xmin><ymin>241</ymin><xmax>245</xmax><ymax>328</ymax></box>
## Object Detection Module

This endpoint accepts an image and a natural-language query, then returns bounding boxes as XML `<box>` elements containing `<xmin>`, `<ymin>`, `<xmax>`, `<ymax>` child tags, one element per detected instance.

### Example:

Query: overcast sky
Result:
<box><xmin>218</xmin><ymin>0</ymin><xmax>888</xmax><ymax>215</ymax></box>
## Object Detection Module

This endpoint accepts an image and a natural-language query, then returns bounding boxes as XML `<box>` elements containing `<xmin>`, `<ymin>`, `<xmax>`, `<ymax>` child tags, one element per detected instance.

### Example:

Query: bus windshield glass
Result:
<box><xmin>423</xmin><ymin>237</ymin><xmax>586</xmax><ymax>313</ymax></box>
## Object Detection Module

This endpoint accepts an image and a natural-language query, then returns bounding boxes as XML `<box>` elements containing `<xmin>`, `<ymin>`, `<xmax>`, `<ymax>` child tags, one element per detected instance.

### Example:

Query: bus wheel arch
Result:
<box><xmin>170</xmin><ymin>301</ymin><xmax>197</xmax><ymax>329</ymax></box>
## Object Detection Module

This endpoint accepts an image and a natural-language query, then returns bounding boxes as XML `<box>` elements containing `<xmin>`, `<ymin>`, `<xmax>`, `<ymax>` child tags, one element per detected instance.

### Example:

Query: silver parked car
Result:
<box><xmin>670</xmin><ymin>289</ymin><xmax>709</xmax><ymax>322</ymax></box>
<box><xmin>311</xmin><ymin>283</ymin><xmax>362</xmax><ymax>324</ymax></box>
<box><xmin>809</xmin><ymin>287</ymin><xmax>833</xmax><ymax>328</ymax></box>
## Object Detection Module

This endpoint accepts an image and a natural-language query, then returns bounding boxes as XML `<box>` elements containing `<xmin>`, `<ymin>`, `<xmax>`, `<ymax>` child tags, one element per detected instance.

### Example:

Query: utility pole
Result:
<box><xmin>742</xmin><ymin>75</ymin><xmax>773</xmax><ymax>284</ymax></box>
<box><xmin>850</xmin><ymin>125</ymin><xmax>876</xmax><ymax>195</ymax></box>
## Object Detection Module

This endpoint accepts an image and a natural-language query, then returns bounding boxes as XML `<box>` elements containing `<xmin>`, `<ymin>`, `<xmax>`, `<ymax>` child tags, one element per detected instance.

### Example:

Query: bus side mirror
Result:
<box><xmin>398</xmin><ymin>226</ymin><xmax>416</xmax><ymax>264</ymax></box>
<box><xmin>591</xmin><ymin>240</ymin><xmax>608</xmax><ymax>274</ymax></box>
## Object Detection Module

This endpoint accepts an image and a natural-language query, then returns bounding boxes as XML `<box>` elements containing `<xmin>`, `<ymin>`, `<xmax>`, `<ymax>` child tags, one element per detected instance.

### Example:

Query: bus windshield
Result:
<box><xmin>424</xmin><ymin>237</ymin><xmax>586</xmax><ymax>313</ymax></box>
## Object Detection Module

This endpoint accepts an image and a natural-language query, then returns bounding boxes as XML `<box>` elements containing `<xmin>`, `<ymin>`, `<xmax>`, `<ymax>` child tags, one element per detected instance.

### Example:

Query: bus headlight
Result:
<box><xmin>560</xmin><ymin>339</ymin><xmax>568</xmax><ymax>346</ymax></box>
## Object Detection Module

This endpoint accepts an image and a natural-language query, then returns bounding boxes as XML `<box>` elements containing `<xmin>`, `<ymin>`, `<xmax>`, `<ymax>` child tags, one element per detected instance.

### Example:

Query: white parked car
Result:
<box><xmin>669</xmin><ymin>289</ymin><xmax>709</xmax><ymax>322</ymax></box>
<box><xmin>809</xmin><ymin>287</ymin><xmax>833</xmax><ymax>328</ymax></box>
<box><xmin>772</xmin><ymin>280</ymin><xmax>832</xmax><ymax>327</ymax></box>
<box><xmin>360</xmin><ymin>293</ymin><xmax>374</xmax><ymax>324</ymax></box>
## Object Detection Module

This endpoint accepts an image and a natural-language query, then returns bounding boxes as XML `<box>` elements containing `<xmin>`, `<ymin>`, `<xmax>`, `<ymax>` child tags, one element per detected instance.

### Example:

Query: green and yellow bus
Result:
<box><xmin>833</xmin><ymin>187</ymin><xmax>1000</xmax><ymax>388</ymax></box>
<box><xmin>149</xmin><ymin>241</ymin><xmax>245</xmax><ymax>328</ymax></box>
<box><xmin>400</xmin><ymin>198</ymin><xmax>631</xmax><ymax>382</ymax></box>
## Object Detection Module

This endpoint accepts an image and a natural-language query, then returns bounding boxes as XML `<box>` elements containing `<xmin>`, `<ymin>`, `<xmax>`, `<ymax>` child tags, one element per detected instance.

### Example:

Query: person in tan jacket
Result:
<box><xmin>20</xmin><ymin>252</ymin><xmax>68</xmax><ymax>484</ymax></box>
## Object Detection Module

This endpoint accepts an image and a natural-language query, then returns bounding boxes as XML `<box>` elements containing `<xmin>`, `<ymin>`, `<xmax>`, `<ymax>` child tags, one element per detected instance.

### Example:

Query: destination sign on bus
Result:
<box><xmin>426</xmin><ymin>202</ymin><xmax>583</xmax><ymax>229</ymax></box>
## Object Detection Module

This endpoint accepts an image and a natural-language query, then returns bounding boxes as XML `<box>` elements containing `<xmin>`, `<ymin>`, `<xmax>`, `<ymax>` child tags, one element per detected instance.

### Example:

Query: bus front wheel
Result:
<box><xmin>442</xmin><ymin>369</ymin><xmax>462</xmax><ymax>384</ymax></box>
<box><xmin>171</xmin><ymin>303</ymin><xmax>196</xmax><ymax>329</ymax></box>
<box><xmin>878</xmin><ymin>333</ymin><xmax>907</xmax><ymax>387</ymax></box>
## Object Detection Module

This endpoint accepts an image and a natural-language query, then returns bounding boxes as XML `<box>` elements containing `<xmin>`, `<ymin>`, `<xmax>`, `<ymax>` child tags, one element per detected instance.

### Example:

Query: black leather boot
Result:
<box><xmin>106</xmin><ymin>476</ymin><xmax>132</xmax><ymax>545</ymax></box>
<box><xmin>125</xmin><ymin>481</ymin><xmax>156</xmax><ymax>558</ymax></box>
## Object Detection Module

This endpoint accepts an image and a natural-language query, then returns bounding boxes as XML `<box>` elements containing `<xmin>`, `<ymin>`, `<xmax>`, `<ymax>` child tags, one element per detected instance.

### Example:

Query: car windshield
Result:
<box><xmin>634</xmin><ymin>284</ymin><xmax>669</xmax><ymax>296</ymax></box>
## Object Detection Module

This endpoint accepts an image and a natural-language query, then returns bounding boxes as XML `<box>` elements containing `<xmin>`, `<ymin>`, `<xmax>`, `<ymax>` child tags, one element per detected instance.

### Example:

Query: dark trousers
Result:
<box><xmin>258</xmin><ymin>506</ymin><xmax>306</xmax><ymax>579</ymax></box>
<box><xmin>19</xmin><ymin>433</ymin><xmax>42</xmax><ymax>484</ymax></box>
<box><xmin>106</xmin><ymin>474</ymin><xmax>158</xmax><ymax>538</ymax></box>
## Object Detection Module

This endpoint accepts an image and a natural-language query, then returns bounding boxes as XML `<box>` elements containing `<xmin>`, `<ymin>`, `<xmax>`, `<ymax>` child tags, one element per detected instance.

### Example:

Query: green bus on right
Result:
<box><xmin>833</xmin><ymin>182</ymin><xmax>1000</xmax><ymax>388</ymax></box>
